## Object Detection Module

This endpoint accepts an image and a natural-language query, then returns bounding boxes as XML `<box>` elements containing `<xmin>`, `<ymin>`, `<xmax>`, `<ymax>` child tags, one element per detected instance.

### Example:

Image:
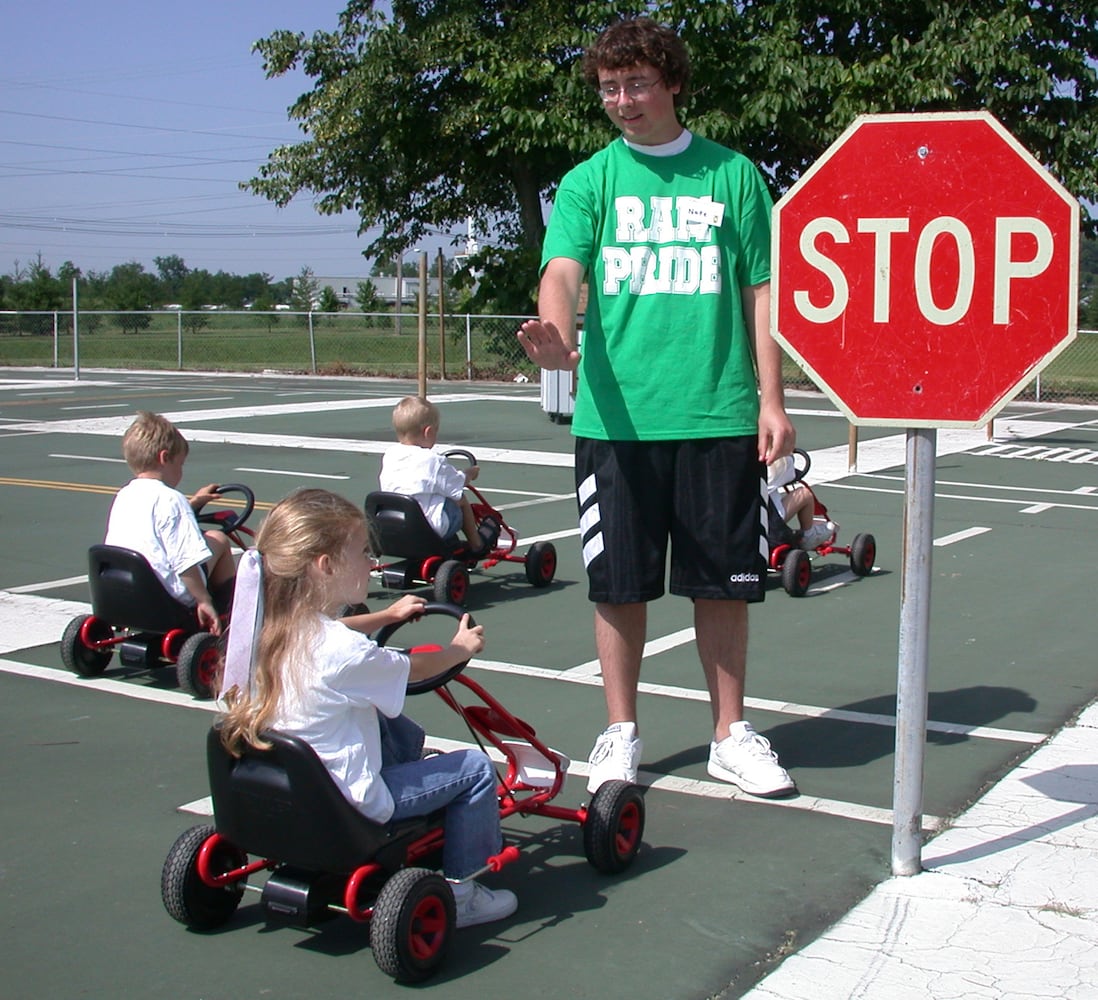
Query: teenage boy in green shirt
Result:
<box><xmin>518</xmin><ymin>16</ymin><xmax>796</xmax><ymax>798</ymax></box>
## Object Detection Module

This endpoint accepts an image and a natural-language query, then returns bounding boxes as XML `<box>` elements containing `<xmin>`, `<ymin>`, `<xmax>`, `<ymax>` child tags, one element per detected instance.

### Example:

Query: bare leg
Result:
<box><xmin>594</xmin><ymin>601</ymin><xmax>647</xmax><ymax>727</ymax></box>
<box><xmin>694</xmin><ymin>598</ymin><xmax>748</xmax><ymax>742</ymax></box>
<box><xmin>459</xmin><ymin>495</ymin><xmax>479</xmax><ymax>545</ymax></box>
<box><xmin>203</xmin><ymin>530</ymin><xmax>236</xmax><ymax>588</ymax></box>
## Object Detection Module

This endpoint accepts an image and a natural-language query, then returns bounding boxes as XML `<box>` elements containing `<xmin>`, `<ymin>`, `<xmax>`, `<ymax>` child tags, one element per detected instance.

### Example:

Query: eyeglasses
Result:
<box><xmin>597</xmin><ymin>79</ymin><xmax>661</xmax><ymax>103</ymax></box>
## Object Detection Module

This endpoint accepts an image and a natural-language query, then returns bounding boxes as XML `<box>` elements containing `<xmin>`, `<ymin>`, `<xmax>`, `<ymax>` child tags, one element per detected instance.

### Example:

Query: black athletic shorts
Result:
<box><xmin>575</xmin><ymin>436</ymin><xmax>768</xmax><ymax>604</ymax></box>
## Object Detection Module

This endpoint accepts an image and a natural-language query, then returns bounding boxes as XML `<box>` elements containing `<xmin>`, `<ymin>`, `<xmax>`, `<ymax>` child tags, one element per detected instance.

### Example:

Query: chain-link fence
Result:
<box><xmin>2</xmin><ymin>308</ymin><xmax>1097</xmax><ymax>404</ymax></box>
<box><xmin>0</xmin><ymin>309</ymin><xmax>535</xmax><ymax>381</ymax></box>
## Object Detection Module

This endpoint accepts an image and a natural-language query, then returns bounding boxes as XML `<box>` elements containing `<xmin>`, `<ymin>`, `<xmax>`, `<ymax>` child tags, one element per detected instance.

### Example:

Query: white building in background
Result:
<box><xmin>314</xmin><ymin>274</ymin><xmax>442</xmax><ymax>309</ymax></box>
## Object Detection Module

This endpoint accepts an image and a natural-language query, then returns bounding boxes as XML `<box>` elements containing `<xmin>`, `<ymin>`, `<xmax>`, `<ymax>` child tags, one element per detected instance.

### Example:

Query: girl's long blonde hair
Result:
<box><xmin>219</xmin><ymin>488</ymin><xmax>366</xmax><ymax>755</ymax></box>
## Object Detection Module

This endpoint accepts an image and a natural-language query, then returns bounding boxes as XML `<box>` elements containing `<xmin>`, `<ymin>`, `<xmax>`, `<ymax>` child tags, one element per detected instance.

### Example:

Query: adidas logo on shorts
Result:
<box><xmin>728</xmin><ymin>572</ymin><xmax>760</xmax><ymax>584</ymax></box>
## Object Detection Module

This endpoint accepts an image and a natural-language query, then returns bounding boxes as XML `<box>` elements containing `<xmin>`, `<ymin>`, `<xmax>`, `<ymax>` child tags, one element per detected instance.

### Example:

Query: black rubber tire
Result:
<box><xmin>60</xmin><ymin>615</ymin><xmax>114</xmax><ymax>677</ymax></box>
<box><xmin>376</xmin><ymin>603</ymin><xmax>475</xmax><ymax>696</ymax></box>
<box><xmin>369</xmin><ymin>868</ymin><xmax>455</xmax><ymax>983</ymax></box>
<box><xmin>849</xmin><ymin>533</ymin><xmax>877</xmax><ymax>577</ymax></box>
<box><xmin>432</xmin><ymin>559</ymin><xmax>469</xmax><ymax>606</ymax></box>
<box><xmin>524</xmin><ymin>541</ymin><xmax>557</xmax><ymax>587</ymax></box>
<box><xmin>176</xmin><ymin>632</ymin><xmax>221</xmax><ymax>699</ymax></box>
<box><xmin>781</xmin><ymin>548</ymin><xmax>812</xmax><ymax>597</ymax></box>
<box><xmin>161</xmin><ymin>824</ymin><xmax>245</xmax><ymax>930</ymax></box>
<box><xmin>583</xmin><ymin>780</ymin><xmax>645</xmax><ymax>874</ymax></box>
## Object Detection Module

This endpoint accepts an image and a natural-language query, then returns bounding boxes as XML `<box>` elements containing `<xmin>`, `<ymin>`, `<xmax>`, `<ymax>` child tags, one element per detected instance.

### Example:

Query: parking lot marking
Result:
<box><xmin>234</xmin><ymin>467</ymin><xmax>350</xmax><ymax>480</ymax></box>
<box><xmin>934</xmin><ymin>527</ymin><xmax>992</xmax><ymax>547</ymax></box>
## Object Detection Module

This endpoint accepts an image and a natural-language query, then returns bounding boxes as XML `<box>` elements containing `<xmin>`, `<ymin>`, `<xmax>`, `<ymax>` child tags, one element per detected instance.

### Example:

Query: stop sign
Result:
<box><xmin>772</xmin><ymin>112</ymin><xmax>1079</xmax><ymax>427</ymax></box>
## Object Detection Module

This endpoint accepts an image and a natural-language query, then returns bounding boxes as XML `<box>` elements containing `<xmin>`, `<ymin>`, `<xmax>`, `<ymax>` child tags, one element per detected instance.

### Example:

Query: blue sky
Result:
<box><xmin>0</xmin><ymin>1</ymin><xmax>458</xmax><ymax>282</ymax></box>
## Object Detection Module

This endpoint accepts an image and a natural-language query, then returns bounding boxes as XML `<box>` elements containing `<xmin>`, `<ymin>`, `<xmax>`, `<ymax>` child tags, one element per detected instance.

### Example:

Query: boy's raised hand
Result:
<box><xmin>517</xmin><ymin>319</ymin><xmax>581</xmax><ymax>372</ymax></box>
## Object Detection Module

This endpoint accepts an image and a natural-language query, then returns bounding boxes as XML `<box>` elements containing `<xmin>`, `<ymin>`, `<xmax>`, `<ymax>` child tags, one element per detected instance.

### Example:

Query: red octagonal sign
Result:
<box><xmin>772</xmin><ymin>112</ymin><xmax>1079</xmax><ymax>427</ymax></box>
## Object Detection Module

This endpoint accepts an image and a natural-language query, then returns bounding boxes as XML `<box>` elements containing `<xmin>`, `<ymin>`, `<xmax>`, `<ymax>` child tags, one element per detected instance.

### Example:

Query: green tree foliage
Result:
<box><xmin>291</xmin><ymin>266</ymin><xmax>321</xmax><ymax>311</ymax></box>
<box><xmin>318</xmin><ymin>285</ymin><xmax>343</xmax><ymax>312</ymax></box>
<box><xmin>154</xmin><ymin>254</ymin><xmax>189</xmax><ymax>299</ymax></box>
<box><xmin>355</xmin><ymin>279</ymin><xmax>382</xmax><ymax>311</ymax></box>
<box><xmin>7</xmin><ymin>255</ymin><xmax>64</xmax><ymax>310</ymax></box>
<box><xmin>245</xmin><ymin>0</ymin><xmax>1097</xmax><ymax>312</ymax></box>
<box><xmin>1080</xmin><ymin>237</ymin><xmax>1098</xmax><ymax>329</ymax></box>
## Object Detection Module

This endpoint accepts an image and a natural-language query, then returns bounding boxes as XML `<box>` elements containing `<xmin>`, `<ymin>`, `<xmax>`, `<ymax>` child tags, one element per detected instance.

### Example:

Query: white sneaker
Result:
<box><xmin>707</xmin><ymin>722</ymin><xmax>795</xmax><ymax>798</ymax></box>
<box><xmin>799</xmin><ymin>522</ymin><xmax>832</xmax><ymax>549</ymax></box>
<box><xmin>452</xmin><ymin>881</ymin><xmax>518</xmax><ymax>929</ymax></box>
<box><xmin>586</xmin><ymin>722</ymin><xmax>642</xmax><ymax>794</ymax></box>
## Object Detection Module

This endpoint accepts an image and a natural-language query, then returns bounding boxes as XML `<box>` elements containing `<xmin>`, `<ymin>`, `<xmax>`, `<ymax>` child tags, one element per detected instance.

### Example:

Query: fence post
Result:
<box><xmin>437</xmin><ymin>249</ymin><xmax>447</xmax><ymax>380</ymax></box>
<box><xmin>177</xmin><ymin>311</ymin><xmax>183</xmax><ymax>369</ymax></box>
<box><xmin>417</xmin><ymin>252</ymin><xmax>428</xmax><ymax>397</ymax></box>
<box><xmin>53</xmin><ymin>311</ymin><xmax>59</xmax><ymax>368</ymax></box>
<box><xmin>465</xmin><ymin>314</ymin><xmax>473</xmax><ymax>380</ymax></box>
<box><xmin>308</xmin><ymin>312</ymin><xmax>317</xmax><ymax>373</ymax></box>
<box><xmin>72</xmin><ymin>278</ymin><xmax>80</xmax><ymax>381</ymax></box>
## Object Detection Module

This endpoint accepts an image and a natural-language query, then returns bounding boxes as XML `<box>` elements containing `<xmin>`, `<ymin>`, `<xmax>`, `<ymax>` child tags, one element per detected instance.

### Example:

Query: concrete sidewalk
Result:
<box><xmin>744</xmin><ymin>701</ymin><xmax>1098</xmax><ymax>1000</ymax></box>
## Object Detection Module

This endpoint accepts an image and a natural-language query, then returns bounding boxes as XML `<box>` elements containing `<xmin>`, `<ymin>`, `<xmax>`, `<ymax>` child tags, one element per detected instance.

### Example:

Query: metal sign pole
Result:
<box><xmin>891</xmin><ymin>426</ymin><xmax>937</xmax><ymax>875</ymax></box>
<box><xmin>417</xmin><ymin>251</ymin><xmax>428</xmax><ymax>398</ymax></box>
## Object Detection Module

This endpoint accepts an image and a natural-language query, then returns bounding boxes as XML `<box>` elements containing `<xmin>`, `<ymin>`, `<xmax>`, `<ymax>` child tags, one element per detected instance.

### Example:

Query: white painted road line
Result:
<box><xmin>233</xmin><ymin>467</ymin><xmax>350</xmax><ymax>480</ymax></box>
<box><xmin>934</xmin><ymin>527</ymin><xmax>992</xmax><ymax>546</ymax></box>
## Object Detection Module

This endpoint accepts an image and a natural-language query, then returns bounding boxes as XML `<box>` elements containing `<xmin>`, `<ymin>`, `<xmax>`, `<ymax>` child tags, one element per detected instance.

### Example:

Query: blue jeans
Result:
<box><xmin>379</xmin><ymin>714</ymin><xmax>501</xmax><ymax>880</ymax></box>
<box><xmin>439</xmin><ymin>497</ymin><xmax>462</xmax><ymax>541</ymax></box>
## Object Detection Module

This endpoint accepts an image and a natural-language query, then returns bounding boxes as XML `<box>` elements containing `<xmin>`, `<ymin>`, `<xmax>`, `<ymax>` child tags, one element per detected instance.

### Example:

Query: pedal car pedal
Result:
<box><xmin>502</xmin><ymin>741</ymin><xmax>570</xmax><ymax>788</ymax></box>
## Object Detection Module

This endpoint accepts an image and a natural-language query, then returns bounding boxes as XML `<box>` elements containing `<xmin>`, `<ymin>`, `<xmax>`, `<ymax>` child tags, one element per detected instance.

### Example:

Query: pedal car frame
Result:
<box><xmin>160</xmin><ymin>604</ymin><xmax>645</xmax><ymax>983</ymax></box>
<box><xmin>768</xmin><ymin>450</ymin><xmax>877</xmax><ymax>597</ymax></box>
<box><xmin>366</xmin><ymin>449</ymin><xmax>557</xmax><ymax>605</ymax></box>
<box><xmin>60</xmin><ymin>483</ymin><xmax>256</xmax><ymax>698</ymax></box>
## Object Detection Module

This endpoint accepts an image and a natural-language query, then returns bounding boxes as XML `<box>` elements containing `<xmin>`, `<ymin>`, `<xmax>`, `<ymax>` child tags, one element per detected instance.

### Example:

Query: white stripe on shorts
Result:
<box><xmin>577</xmin><ymin>473</ymin><xmax>604</xmax><ymax>568</ymax></box>
<box><xmin>758</xmin><ymin>474</ymin><xmax>770</xmax><ymax>561</ymax></box>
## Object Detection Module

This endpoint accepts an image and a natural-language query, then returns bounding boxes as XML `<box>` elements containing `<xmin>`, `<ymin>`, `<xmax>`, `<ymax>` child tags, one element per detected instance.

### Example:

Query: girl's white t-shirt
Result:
<box><xmin>272</xmin><ymin>617</ymin><xmax>412</xmax><ymax>823</ymax></box>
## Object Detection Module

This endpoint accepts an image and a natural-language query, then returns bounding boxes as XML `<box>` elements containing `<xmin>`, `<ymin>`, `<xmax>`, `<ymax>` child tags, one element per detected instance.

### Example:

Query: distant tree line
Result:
<box><xmin>0</xmin><ymin>254</ymin><xmax>295</xmax><ymax>314</ymax></box>
<box><xmin>3</xmin><ymin>243</ymin><xmax>1096</xmax><ymax>328</ymax></box>
<box><xmin>0</xmin><ymin>253</ymin><xmax>467</xmax><ymax>316</ymax></box>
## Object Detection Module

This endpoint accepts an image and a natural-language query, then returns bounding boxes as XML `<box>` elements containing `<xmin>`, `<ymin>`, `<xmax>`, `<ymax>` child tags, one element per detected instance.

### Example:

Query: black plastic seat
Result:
<box><xmin>365</xmin><ymin>491</ymin><xmax>459</xmax><ymax>563</ymax></box>
<box><xmin>206</xmin><ymin>728</ymin><xmax>432</xmax><ymax>874</ymax></box>
<box><xmin>767</xmin><ymin>498</ymin><xmax>799</xmax><ymax>549</ymax></box>
<box><xmin>87</xmin><ymin>544</ymin><xmax>197</xmax><ymax>633</ymax></box>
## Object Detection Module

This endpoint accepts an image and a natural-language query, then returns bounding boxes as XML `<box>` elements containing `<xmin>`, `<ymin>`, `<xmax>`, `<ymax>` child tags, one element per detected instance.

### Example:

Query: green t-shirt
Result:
<box><xmin>541</xmin><ymin>134</ymin><xmax>773</xmax><ymax>441</ymax></box>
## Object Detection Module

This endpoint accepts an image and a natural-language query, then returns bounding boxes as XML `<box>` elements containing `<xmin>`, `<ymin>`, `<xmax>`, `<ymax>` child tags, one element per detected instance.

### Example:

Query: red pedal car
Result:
<box><xmin>767</xmin><ymin>449</ymin><xmax>877</xmax><ymax>597</ymax></box>
<box><xmin>60</xmin><ymin>484</ymin><xmax>255</xmax><ymax>698</ymax></box>
<box><xmin>160</xmin><ymin>605</ymin><xmax>644</xmax><ymax>983</ymax></box>
<box><xmin>366</xmin><ymin>449</ymin><xmax>557</xmax><ymax>605</ymax></box>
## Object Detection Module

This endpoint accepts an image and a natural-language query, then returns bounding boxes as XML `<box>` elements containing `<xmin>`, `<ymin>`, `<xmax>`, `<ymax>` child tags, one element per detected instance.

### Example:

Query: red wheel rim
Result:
<box><xmin>615</xmin><ymin>801</ymin><xmax>642</xmax><ymax>857</ymax></box>
<box><xmin>408</xmin><ymin>895</ymin><xmax>448</xmax><ymax>961</ymax></box>
<box><xmin>449</xmin><ymin>572</ymin><xmax>468</xmax><ymax>604</ymax></box>
<box><xmin>196</xmin><ymin>645</ymin><xmax>221</xmax><ymax>690</ymax></box>
<box><xmin>540</xmin><ymin>549</ymin><xmax>557</xmax><ymax>582</ymax></box>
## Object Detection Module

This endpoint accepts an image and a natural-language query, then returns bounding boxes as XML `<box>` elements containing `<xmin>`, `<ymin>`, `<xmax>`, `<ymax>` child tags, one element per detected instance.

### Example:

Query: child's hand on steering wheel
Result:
<box><xmin>189</xmin><ymin>483</ymin><xmax>221</xmax><ymax>512</ymax></box>
<box><xmin>387</xmin><ymin>594</ymin><xmax>427</xmax><ymax>625</ymax></box>
<box><xmin>451</xmin><ymin>613</ymin><xmax>485</xmax><ymax>659</ymax></box>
